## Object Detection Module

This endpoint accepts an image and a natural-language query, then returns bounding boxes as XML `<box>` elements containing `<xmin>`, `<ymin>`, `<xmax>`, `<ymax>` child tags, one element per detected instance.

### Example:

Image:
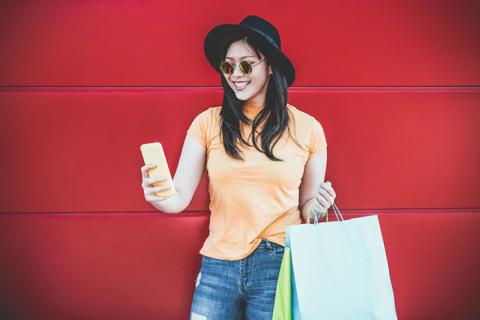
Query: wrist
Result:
<box><xmin>308</xmin><ymin>205</ymin><xmax>326</xmax><ymax>223</ymax></box>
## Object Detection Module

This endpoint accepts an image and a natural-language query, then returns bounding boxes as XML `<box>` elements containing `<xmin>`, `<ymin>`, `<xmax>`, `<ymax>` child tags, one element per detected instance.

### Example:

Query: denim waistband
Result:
<box><xmin>258</xmin><ymin>238</ymin><xmax>281</xmax><ymax>251</ymax></box>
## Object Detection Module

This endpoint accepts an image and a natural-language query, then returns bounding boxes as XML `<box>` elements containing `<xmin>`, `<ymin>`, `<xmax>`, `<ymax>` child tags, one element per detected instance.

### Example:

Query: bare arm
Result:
<box><xmin>299</xmin><ymin>148</ymin><xmax>328</xmax><ymax>221</ymax></box>
<box><xmin>151</xmin><ymin>134</ymin><xmax>206</xmax><ymax>214</ymax></box>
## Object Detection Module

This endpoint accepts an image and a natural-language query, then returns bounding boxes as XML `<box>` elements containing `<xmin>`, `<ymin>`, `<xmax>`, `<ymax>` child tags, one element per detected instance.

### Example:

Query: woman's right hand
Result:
<box><xmin>141</xmin><ymin>163</ymin><xmax>174</xmax><ymax>203</ymax></box>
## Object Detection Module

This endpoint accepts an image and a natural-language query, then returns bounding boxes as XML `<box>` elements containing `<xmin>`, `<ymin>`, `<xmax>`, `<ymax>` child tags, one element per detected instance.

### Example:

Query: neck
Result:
<box><xmin>244</xmin><ymin>101</ymin><xmax>264</xmax><ymax>113</ymax></box>
<box><xmin>242</xmin><ymin>101</ymin><xmax>266</xmax><ymax>128</ymax></box>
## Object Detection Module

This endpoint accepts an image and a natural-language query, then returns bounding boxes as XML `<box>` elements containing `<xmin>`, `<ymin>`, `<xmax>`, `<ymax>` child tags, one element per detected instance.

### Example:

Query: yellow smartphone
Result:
<box><xmin>140</xmin><ymin>142</ymin><xmax>176</xmax><ymax>197</ymax></box>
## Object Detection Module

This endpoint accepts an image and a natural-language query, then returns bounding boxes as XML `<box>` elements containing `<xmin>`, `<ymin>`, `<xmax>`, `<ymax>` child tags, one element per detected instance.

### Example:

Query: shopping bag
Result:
<box><xmin>272</xmin><ymin>209</ymin><xmax>328</xmax><ymax>320</ymax></box>
<box><xmin>286</xmin><ymin>203</ymin><xmax>398</xmax><ymax>320</ymax></box>
<box><xmin>272</xmin><ymin>246</ymin><xmax>293</xmax><ymax>320</ymax></box>
<box><xmin>271</xmin><ymin>212</ymin><xmax>318</xmax><ymax>320</ymax></box>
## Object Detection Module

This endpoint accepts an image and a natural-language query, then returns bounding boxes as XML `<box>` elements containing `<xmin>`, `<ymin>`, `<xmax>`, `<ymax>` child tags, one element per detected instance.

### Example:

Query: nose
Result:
<box><xmin>231</xmin><ymin>63</ymin><xmax>244</xmax><ymax>77</ymax></box>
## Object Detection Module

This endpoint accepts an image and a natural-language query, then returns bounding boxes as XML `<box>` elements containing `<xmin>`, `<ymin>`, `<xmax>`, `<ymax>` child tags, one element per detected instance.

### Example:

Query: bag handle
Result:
<box><xmin>306</xmin><ymin>202</ymin><xmax>344</xmax><ymax>225</ymax></box>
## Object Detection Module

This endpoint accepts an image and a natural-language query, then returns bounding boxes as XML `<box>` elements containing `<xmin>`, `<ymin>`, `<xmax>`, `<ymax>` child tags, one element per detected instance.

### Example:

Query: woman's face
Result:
<box><xmin>223</xmin><ymin>39</ymin><xmax>272</xmax><ymax>106</ymax></box>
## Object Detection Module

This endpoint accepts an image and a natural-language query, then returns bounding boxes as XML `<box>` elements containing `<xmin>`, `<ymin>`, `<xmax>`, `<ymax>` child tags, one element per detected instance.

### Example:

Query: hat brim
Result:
<box><xmin>204</xmin><ymin>24</ymin><xmax>295</xmax><ymax>87</ymax></box>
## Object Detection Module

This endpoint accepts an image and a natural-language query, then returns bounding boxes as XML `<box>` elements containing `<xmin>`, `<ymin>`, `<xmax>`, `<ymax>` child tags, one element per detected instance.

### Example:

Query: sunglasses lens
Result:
<box><xmin>239</xmin><ymin>61</ymin><xmax>252</xmax><ymax>74</ymax></box>
<box><xmin>220</xmin><ymin>61</ymin><xmax>232</xmax><ymax>74</ymax></box>
<box><xmin>219</xmin><ymin>61</ymin><xmax>254</xmax><ymax>75</ymax></box>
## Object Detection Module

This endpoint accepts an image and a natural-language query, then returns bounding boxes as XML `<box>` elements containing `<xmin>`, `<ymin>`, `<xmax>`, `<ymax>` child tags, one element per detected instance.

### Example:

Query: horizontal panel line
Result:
<box><xmin>1</xmin><ymin>85</ymin><xmax>480</xmax><ymax>87</ymax></box>
<box><xmin>1</xmin><ymin>209</ymin><xmax>479</xmax><ymax>217</ymax></box>
<box><xmin>0</xmin><ymin>86</ymin><xmax>479</xmax><ymax>93</ymax></box>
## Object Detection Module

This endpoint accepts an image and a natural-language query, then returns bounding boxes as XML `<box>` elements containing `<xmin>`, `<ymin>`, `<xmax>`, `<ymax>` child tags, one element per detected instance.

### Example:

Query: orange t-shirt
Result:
<box><xmin>186</xmin><ymin>103</ymin><xmax>328</xmax><ymax>260</ymax></box>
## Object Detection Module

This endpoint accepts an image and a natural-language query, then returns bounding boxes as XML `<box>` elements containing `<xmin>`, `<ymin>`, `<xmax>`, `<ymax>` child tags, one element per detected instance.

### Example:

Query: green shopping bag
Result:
<box><xmin>272</xmin><ymin>246</ymin><xmax>292</xmax><ymax>320</ymax></box>
<box><xmin>273</xmin><ymin>207</ymin><xmax>328</xmax><ymax>320</ymax></box>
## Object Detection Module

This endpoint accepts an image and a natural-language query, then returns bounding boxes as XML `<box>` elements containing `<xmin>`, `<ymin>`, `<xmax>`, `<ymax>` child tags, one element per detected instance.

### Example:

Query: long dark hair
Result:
<box><xmin>218</xmin><ymin>34</ymin><xmax>304</xmax><ymax>161</ymax></box>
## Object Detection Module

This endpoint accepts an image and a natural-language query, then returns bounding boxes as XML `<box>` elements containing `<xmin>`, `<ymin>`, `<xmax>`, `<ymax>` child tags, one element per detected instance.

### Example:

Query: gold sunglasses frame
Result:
<box><xmin>219</xmin><ymin>58</ymin><xmax>266</xmax><ymax>75</ymax></box>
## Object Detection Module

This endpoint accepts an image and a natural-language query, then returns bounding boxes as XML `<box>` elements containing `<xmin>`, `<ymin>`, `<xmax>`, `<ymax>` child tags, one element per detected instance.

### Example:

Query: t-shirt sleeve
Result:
<box><xmin>186</xmin><ymin>109</ymin><xmax>209</xmax><ymax>148</ymax></box>
<box><xmin>308</xmin><ymin>117</ymin><xmax>328</xmax><ymax>160</ymax></box>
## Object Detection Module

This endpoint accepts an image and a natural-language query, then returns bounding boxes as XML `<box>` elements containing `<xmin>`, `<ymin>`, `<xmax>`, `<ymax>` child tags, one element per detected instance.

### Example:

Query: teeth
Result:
<box><xmin>234</xmin><ymin>81</ymin><xmax>250</xmax><ymax>89</ymax></box>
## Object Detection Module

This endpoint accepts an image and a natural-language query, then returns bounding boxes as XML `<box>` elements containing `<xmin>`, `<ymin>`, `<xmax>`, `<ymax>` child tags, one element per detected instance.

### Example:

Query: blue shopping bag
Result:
<box><xmin>285</xmin><ymin>203</ymin><xmax>398</xmax><ymax>320</ymax></box>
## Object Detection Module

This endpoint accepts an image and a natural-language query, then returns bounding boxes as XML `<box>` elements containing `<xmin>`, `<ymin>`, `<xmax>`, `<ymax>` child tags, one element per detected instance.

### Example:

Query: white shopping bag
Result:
<box><xmin>286</xmin><ymin>203</ymin><xmax>398</xmax><ymax>319</ymax></box>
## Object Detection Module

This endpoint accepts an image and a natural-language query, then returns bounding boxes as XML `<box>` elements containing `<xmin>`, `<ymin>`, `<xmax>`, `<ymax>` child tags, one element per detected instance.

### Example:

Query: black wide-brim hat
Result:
<box><xmin>204</xmin><ymin>15</ymin><xmax>296</xmax><ymax>87</ymax></box>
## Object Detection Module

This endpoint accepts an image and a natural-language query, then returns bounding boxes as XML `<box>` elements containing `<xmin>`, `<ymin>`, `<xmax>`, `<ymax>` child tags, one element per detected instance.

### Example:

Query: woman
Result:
<box><xmin>141</xmin><ymin>15</ymin><xmax>336</xmax><ymax>319</ymax></box>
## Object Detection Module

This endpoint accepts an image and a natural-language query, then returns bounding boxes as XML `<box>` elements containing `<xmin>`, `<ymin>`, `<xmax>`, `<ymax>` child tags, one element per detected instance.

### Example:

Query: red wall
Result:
<box><xmin>1</xmin><ymin>1</ymin><xmax>479</xmax><ymax>319</ymax></box>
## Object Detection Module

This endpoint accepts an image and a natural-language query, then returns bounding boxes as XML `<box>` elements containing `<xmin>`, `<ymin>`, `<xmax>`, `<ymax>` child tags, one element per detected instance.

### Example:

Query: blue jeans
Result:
<box><xmin>189</xmin><ymin>239</ymin><xmax>285</xmax><ymax>320</ymax></box>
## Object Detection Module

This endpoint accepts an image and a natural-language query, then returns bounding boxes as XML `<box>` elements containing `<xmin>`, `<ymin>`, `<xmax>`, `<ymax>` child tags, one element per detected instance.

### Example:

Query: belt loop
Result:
<box><xmin>264</xmin><ymin>239</ymin><xmax>273</xmax><ymax>251</ymax></box>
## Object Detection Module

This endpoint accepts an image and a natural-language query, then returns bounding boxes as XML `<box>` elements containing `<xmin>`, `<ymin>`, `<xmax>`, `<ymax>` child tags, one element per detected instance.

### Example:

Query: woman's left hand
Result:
<box><xmin>314</xmin><ymin>181</ymin><xmax>337</xmax><ymax>214</ymax></box>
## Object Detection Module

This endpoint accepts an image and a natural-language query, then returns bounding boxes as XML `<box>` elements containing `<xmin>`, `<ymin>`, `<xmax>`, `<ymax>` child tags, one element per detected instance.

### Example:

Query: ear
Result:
<box><xmin>268</xmin><ymin>65</ymin><xmax>272</xmax><ymax>75</ymax></box>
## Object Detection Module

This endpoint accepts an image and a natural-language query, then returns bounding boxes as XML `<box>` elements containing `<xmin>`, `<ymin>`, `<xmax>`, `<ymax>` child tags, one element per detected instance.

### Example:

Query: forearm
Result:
<box><xmin>150</xmin><ymin>188</ymin><xmax>185</xmax><ymax>214</ymax></box>
<box><xmin>300</xmin><ymin>198</ymin><xmax>326</xmax><ymax>222</ymax></box>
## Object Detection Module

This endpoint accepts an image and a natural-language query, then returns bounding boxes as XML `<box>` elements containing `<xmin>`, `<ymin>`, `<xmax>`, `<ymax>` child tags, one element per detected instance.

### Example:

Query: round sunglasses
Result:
<box><xmin>219</xmin><ymin>58</ymin><xmax>266</xmax><ymax>75</ymax></box>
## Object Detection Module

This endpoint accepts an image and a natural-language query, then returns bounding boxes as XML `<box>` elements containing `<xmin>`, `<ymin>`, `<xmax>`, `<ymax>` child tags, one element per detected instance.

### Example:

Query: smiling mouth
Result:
<box><xmin>234</xmin><ymin>81</ymin><xmax>251</xmax><ymax>90</ymax></box>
